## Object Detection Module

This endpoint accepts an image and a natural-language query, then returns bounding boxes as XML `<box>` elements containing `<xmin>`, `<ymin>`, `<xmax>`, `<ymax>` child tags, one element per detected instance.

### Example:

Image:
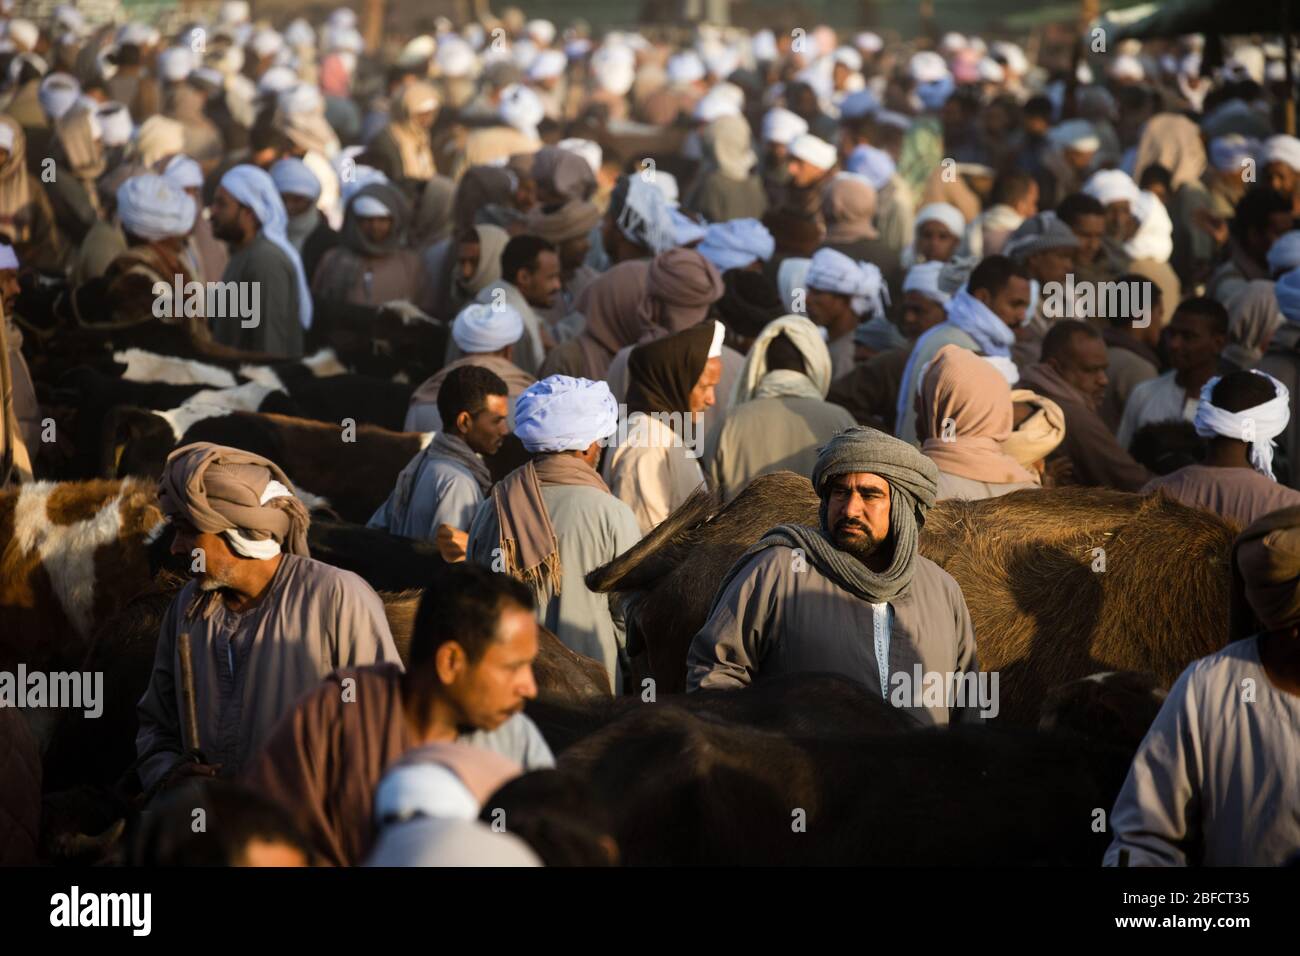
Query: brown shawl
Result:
<box><xmin>567</xmin><ymin>259</ymin><xmax>652</xmax><ymax>380</ymax></box>
<box><xmin>492</xmin><ymin>453</ymin><xmax>609</xmax><ymax>598</ymax></box>
<box><xmin>386</xmin><ymin>82</ymin><xmax>438</xmax><ymax>181</ymax></box>
<box><xmin>626</xmin><ymin>321</ymin><xmax>715</xmax><ymax>416</ymax></box>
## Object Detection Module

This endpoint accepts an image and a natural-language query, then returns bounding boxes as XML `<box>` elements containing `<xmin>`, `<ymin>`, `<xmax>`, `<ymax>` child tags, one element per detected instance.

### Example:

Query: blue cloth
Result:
<box><xmin>515</xmin><ymin>376</ymin><xmax>619</xmax><ymax>452</ymax></box>
<box><xmin>697</xmin><ymin>218</ymin><xmax>774</xmax><ymax>271</ymax></box>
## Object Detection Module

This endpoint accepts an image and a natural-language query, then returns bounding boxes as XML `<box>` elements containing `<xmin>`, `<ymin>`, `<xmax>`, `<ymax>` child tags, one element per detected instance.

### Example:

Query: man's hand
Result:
<box><xmin>436</xmin><ymin>524</ymin><xmax>469</xmax><ymax>563</ymax></box>
<box><xmin>162</xmin><ymin>758</ymin><xmax>223</xmax><ymax>791</ymax></box>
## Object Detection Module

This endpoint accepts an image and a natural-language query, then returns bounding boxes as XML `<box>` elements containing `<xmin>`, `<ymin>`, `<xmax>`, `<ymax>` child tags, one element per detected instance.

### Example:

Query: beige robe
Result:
<box><xmin>1143</xmin><ymin>464</ymin><xmax>1300</xmax><ymax>528</ymax></box>
<box><xmin>311</xmin><ymin>247</ymin><xmax>422</xmax><ymax>307</ymax></box>
<box><xmin>136</xmin><ymin>553</ymin><xmax>402</xmax><ymax>790</ymax></box>
<box><xmin>706</xmin><ymin>395</ymin><xmax>856</xmax><ymax>502</ymax></box>
<box><xmin>687</xmin><ymin>547</ymin><xmax>979</xmax><ymax>726</ymax></box>
<box><xmin>602</xmin><ymin>412</ymin><xmax>707</xmax><ymax>534</ymax></box>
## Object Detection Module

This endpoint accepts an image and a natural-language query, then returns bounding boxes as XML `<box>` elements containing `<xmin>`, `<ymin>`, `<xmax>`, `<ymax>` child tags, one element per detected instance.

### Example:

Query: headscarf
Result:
<box><xmin>412</xmin><ymin>175</ymin><xmax>455</xmax><ymax>246</ymax></box>
<box><xmin>1266</xmin><ymin>231</ymin><xmax>1300</xmax><ymax>277</ymax></box>
<box><xmin>943</xmin><ymin>286</ymin><xmax>1016</xmax><ymax>357</ymax></box>
<box><xmin>452</xmin><ymin>302</ymin><xmax>524</xmax><ymax>353</ymax></box>
<box><xmin>1003</xmin><ymin>389</ymin><xmax>1066</xmax><ymax>467</ymax></box>
<box><xmin>822</xmin><ymin>174</ymin><xmax>879</xmax><ymax>242</ymax></box>
<box><xmin>523</xmin><ymin>199</ymin><xmax>600</xmax><ymax>244</ymax></box>
<box><xmin>1231</xmin><ymin>506</ymin><xmax>1300</xmax><ymax>634</ymax></box>
<box><xmin>452</xmin><ymin>167</ymin><xmax>515</xmax><ymax>232</ymax></box>
<box><xmin>1224</xmin><ymin>280</ymin><xmax>1283</xmax><ymax>370</ymax></box>
<box><xmin>1192</xmin><ymin>370</ymin><xmax>1290</xmax><ymax>480</ymax></box>
<box><xmin>805</xmin><ymin>248</ymin><xmax>888</xmax><ymax>319</ymax></box>
<box><xmin>711</xmin><ymin>426</ymin><xmax>939</xmax><ymax>606</ymax></box>
<box><xmin>1004</xmin><ymin>212</ymin><xmax>1080</xmax><ymax>262</ymax></box>
<box><xmin>568</xmin><ymin>259</ymin><xmax>652</xmax><ymax>379</ymax></box>
<box><xmin>637</xmin><ymin>248</ymin><xmax>724</xmax><ymax>334</ymax></box>
<box><xmin>316</xmin><ymin>181</ymin><xmax>412</xmax><ymax>302</ymax></box>
<box><xmin>514</xmin><ymin>375</ymin><xmax>620</xmax><ymax>454</ymax></box>
<box><xmin>459</xmin><ymin>224</ymin><xmax>510</xmax><ymax>300</ymax></box>
<box><xmin>158</xmin><ymin>442</ymin><xmax>310</xmax><ymax>576</ymax></box>
<box><xmin>274</xmin><ymin>83</ymin><xmax>341</xmax><ymax>159</ymax></box>
<box><xmin>1124</xmin><ymin>190</ymin><xmax>1174</xmax><ymax>263</ymax></box>
<box><xmin>0</xmin><ymin>117</ymin><xmax>37</xmax><ymax>245</ymax></box>
<box><xmin>626</xmin><ymin>321</ymin><xmax>719</xmax><ymax>416</ymax></box>
<box><xmin>37</xmin><ymin>72</ymin><xmax>80</xmax><ymax>121</ymax></box>
<box><xmin>903</xmin><ymin>261</ymin><xmax>952</xmax><ymax>306</ymax></box>
<box><xmin>161</xmin><ymin>154</ymin><xmax>204</xmax><ymax>191</ymax></box>
<box><xmin>845</xmin><ymin>144</ymin><xmax>895</xmax><ymax>191</ymax></box>
<box><xmin>54</xmin><ymin>103</ymin><xmax>105</xmax><ymax>197</ymax></box>
<box><xmin>855</xmin><ymin>316</ymin><xmax>907</xmax><ymax>352</ymax></box>
<box><xmin>531</xmin><ymin>146</ymin><xmax>596</xmax><ymax>201</ymax></box>
<box><xmin>701</xmin><ymin>113</ymin><xmax>756</xmax><ymax>181</ymax></box>
<box><xmin>1134</xmin><ymin>113</ymin><xmax>1207</xmax><ymax>191</ymax></box>
<box><xmin>386</xmin><ymin>81</ymin><xmax>438</xmax><ymax>181</ymax></box>
<box><xmin>715</xmin><ymin>268</ymin><xmax>786</xmax><ymax>339</ymax></box>
<box><xmin>778</xmin><ymin>257</ymin><xmax>812</xmax><ymax>313</ymax></box>
<box><xmin>732</xmin><ymin>314</ymin><xmax>833</xmax><ymax>405</ymax></box>
<box><xmin>696</xmin><ymin>218</ymin><xmax>774</xmax><ymax>271</ymax></box>
<box><xmin>219</xmin><ymin>165</ymin><xmax>313</xmax><ymax>329</ymax></box>
<box><xmin>116</xmin><ymin>173</ymin><xmax>196</xmax><ymax>240</ymax></box>
<box><xmin>610</xmin><ymin>174</ymin><xmax>676</xmax><ymax>255</ymax></box>
<box><xmin>920</xmin><ymin>345</ymin><xmax>1039</xmax><ymax>485</ymax></box>
<box><xmin>914</xmin><ymin>202</ymin><xmax>966</xmax><ymax>242</ymax></box>
<box><xmin>135</xmin><ymin>115</ymin><xmax>185</xmax><ymax>168</ymax></box>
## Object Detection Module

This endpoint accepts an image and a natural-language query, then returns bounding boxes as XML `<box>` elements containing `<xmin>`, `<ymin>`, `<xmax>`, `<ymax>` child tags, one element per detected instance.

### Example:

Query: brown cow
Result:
<box><xmin>586</xmin><ymin>472</ymin><xmax>1236</xmax><ymax>723</ymax></box>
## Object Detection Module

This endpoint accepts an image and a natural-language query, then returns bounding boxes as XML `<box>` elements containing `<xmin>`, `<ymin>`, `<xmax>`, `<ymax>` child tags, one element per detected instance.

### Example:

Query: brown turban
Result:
<box><xmin>637</xmin><ymin>248</ymin><xmax>724</xmax><ymax>334</ymax></box>
<box><xmin>158</xmin><ymin>442</ymin><xmax>310</xmax><ymax>558</ymax></box>
<box><xmin>524</xmin><ymin>198</ymin><xmax>600</xmax><ymax>243</ymax></box>
<box><xmin>1231</xmin><ymin>505</ymin><xmax>1300</xmax><ymax>636</ymax></box>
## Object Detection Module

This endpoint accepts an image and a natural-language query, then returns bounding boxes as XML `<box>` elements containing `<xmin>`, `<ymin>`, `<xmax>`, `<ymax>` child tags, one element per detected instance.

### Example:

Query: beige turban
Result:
<box><xmin>1003</xmin><ymin>389</ymin><xmax>1066</xmax><ymax>467</ymax></box>
<box><xmin>158</xmin><ymin>442</ymin><xmax>310</xmax><ymax>558</ymax></box>
<box><xmin>1231</xmin><ymin>505</ymin><xmax>1300</xmax><ymax>636</ymax></box>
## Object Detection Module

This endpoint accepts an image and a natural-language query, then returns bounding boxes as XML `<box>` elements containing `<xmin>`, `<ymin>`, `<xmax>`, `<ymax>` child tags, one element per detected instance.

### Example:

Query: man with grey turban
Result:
<box><xmin>466</xmin><ymin>376</ymin><xmax>642</xmax><ymax>691</ymax></box>
<box><xmin>688</xmin><ymin>426</ymin><xmax>979</xmax><ymax>726</ymax></box>
<box><xmin>137</xmin><ymin>442</ymin><xmax>401</xmax><ymax>793</ymax></box>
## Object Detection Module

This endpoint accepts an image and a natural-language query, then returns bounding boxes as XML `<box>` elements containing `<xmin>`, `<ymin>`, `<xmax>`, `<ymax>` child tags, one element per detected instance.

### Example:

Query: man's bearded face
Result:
<box><xmin>823</xmin><ymin>471</ymin><xmax>892</xmax><ymax>561</ymax></box>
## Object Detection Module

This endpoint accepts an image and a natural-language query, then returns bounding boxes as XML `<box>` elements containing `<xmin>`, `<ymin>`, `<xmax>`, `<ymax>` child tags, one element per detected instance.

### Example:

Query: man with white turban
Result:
<box><xmin>161</xmin><ymin>154</ymin><xmax>228</xmax><ymax>283</ymax></box>
<box><xmin>208</xmin><ymin>164</ymin><xmax>312</xmax><ymax>358</ymax></box>
<box><xmin>369</xmin><ymin>364</ymin><xmax>512</xmax><ymax>554</ymax></box>
<box><xmin>688</xmin><ymin>426</ymin><xmax>979</xmax><ymax>726</ymax></box>
<box><xmin>766</xmin><ymin>133</ymin><xmax>838</xmax><ymax>247</ymax></box>
<box><xmin>602</xmin><ymin>173</ymin><xmax>676</xmax><ymax>263</ymax></box>
<box><xmin>464</xmin><ymin>84</ymin><xmax>544</xmax><ymax>166</ymax></box>
<box><xmin>137</xmin><ymin>442</ymin><xmax>401</xmax><ymax>793</ymax></box>
<box><xmin>1041</xmin><ymin>119</ymin><xmax>1100</xmax><ymax>208</ymax></box>
<box><xmin>406</xmin><ymin>302</ymin><xmax>536</xmax><ymax>433</ymax></box>
<box><xmin>696</xmin><ymin>218</ymin><xmax>774</xmax><ymax>273</ymax></box>
<box><xmin>466</xmin><ymin>376</ymin><xmax>642</xmax><ymax>691</ymax></box>
<box><xmin>1262</xmin><ymin>134</ymin><xmax>1300</xmax><ymax>216</ymax></box>
<box><xmin>269</xmin><ymin>156</ymin><xmax>339</xmax><ymax>282</ymax></box>
<box><xmin>1104</xmin><ymin>504</ymin><xmax>1300</xmax><ymax>867</ymax></box>
<box><xmin>804</xmin><ymin>247</ymin><xmax>889</xmax><ymax>379</ymax></box>
<box><xmin>1143</xmin><ymin>370</ymin><xmax>1300</xmax><ymax>525</ymax></box>
<box><xmin>706</xmin><ymin>314</ymin><xmax>856</xmax><ymax>501</ymax></box>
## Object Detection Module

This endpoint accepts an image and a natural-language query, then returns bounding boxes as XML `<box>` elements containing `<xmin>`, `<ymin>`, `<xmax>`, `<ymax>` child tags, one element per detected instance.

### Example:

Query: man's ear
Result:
<box><xmin>454</xmin><ymin>410</ymin><xmax>473</xmax><ymax>435</ymax></box>
<box><xmin>435</xmin><ymin>641</ymin><xmax>464</xmax><ymax>685</ymax></box>
<box><xmin>970</xmin><ymin>286</ymin><xmax>994</xmax><ymax>309</ymax></box>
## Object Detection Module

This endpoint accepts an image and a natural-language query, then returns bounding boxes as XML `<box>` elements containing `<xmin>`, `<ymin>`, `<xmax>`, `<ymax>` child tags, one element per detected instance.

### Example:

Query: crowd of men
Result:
<box><xmin>1</xmin><ymin>2</ymin><xmax>1299</xmax><ymax>867</ymax></box>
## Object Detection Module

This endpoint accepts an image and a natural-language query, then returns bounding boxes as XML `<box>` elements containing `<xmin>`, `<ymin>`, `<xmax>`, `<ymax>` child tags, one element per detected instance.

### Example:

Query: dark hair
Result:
<box><xmin>1105</xmin><ymin>274</ymin><xmax>1159</xmax><ymax>329</ymax></box>
<box><xmin>501</xmin><ymin>234</ymin><xmax>557</xmax><ymax>285</ymax></box>
<box><xmin>1056</xmin><ymin>192</ymin><xmax>1106</xmax><ymax>227</ymax></box>
<box><xmin>455</xmin><ymin>226</ymin><xmax>481</xmax><ymax>247</ymax></box>
<box><xmin>1041</xmin><ymin>318</ymin><xmax>1101</xmax><ymax>363</ymax></box>
<box><xmin>967</xmin><ymin>255</ymin><xmax>1031</xmax><ymax>298</ymax></box>
<box><xmin>1211</xmin><ymin>369</ymin><xmax>1278</xmax><ymax>415</ymax></box>
<box><xmin>409</xmin><ymin>564</ymin><xmax>535</xmax><ymax>671</ymax></box>
<box><xmin>130</xmin><ymin>780</ymin><xmax>312</xmax><ymax>866</ymax></box>
<box><xmin>1130</xmin><ymin>420</ymin><xmax>1205</xmax><ymax>474</ymax></box>
<box><xmin>1173</xmin><ymin>295</ymin><xmax>1230</xmax><ymax>337</ymax></box>
<box><xmin>1231</xmin><ymin>186</ymin><xmax>1293</xmax><ymax>242</ymax></box>
<box><xmin>436</xmin><ymin>364</ymin><xmax>509</xmax><ymax>430</ymax></box>
<box><xmin>765</xmin><ymin>332</ymin><xmax>806</xmax><ymax>375</ymax></box>
<box><xmin>480</xmin><ymin>770</ymin><xmax>616</xmax><ymax>866</ymax></box>
<box><xmin>1023</xmin><ymin>95</ymin><xmax>1054</xmax><ymax>120</ymax></box>
<box><xmin>992</xmin><ymin>170</ymin><xmax>1037</xmax><ymax>208</ymax></box>
<box><xmin>1138</xmin><ymin>163</ymin><xmax>1172</xmax><ymax>193</ymax></box>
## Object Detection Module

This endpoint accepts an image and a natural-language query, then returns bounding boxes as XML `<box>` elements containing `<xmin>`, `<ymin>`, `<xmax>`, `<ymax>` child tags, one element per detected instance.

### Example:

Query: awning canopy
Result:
<box><xmin>1104</xmin><ymin>0</ymin><xmax>1286</xmax><ymax>41</ymax></box>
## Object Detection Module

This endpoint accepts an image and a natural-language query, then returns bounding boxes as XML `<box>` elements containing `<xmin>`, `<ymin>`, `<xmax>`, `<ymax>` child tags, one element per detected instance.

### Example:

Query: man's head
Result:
<box><xmin>967</xmin><ymin>255</ymin><xmax>1032</xmax><ymax>329</ymax></box>
<box><xmin>437</xmin><ymin>364</ymin><xmax>510</xmax><ymax>456</ymax></box>
<box><xmin>900</xmin><ymin>290</ymin><xmax>947</xmax><ymax>339</ymax></box>
<box><xmin>0</xmin><ymin>240</ymin><xmax>19</xmax><ymax>315</ymax></box>
<box><xmin>131</xmin><ymin>780</ymin><xmax>312</xmax><ymax>866</ymax></box>
<box><xmin>1165</xmin><ymin>297</ymin><xmax>1229</xmax><ymax>375</ymax></box>
<box><xmin>1107</xmin><ymin>274</ymin><xmax>1164</xmax><ymax>347</ymax></box>
<box><xmin>168</xmin><ymin>516</ymin><xmax>253</xmax><ymax>592</ymax></box>
<box><xmin>1231</xmin><ymin>186</ymin><xmax>1295</xmax><ymax>264</ymax></box>
<box><xmin>1042</xmin><ymin>319</ymin><xmax>1108</xmax><ymax>409</ymax></box>
<box><xmin>406</xmin><ymin>564</ymin><xmax>539</xmax><ymax>733</ymax></box>
<box><xmin>1138</xmin><ymin>163</ymin><xmax>1172</xmax><ymax>206</ymax></box>
<box><xmin>824</xmin><ymin>471</ymin><xmax>892</xmax><ymax>562</ymax></box>
<box><xmin>456</xmin><ymin>227</ymin><xmax>481</xmax><ymax>284</ymax></box>
<box><xmin>765</xmin><ymin>332</ymin><xmax>807</xmax><ymax>376</ymax></box>
<box><xmin>209</xmin><ymin>185</ymin><xmax>259</xmax><ymax>244</ymax></box>
<box><xmin>1207</xmin><ymin>371</ymin><xmax>1281</xmax><ymax>455</ymax></box>
<box><xmin>690</xmin><ymin>356</ymin><xmax>723</xmax><ymax>416</ymax></box>
<box><xmin>913</xmin><ymin>205</ymin><xmax>964</xmax><ymax>263</ymax></box>
<box><xmin>357</xmin><ymin>214</ymin><xmax>394</xmax><ymax>245</ymax></box>
<box><xmin>501</xmin><ymin>234</ymin><xmax>560</xmax><ymax>309</ymax></box>
<box><xmin>992</xmin><ymin>170</ymin><xmax>1039</xmax><ymax>218</ymax></box>
<box><xmin>1057</xmin><ymin>193</ymin><xmax>1107</xmax><ymax>265</ymax></box>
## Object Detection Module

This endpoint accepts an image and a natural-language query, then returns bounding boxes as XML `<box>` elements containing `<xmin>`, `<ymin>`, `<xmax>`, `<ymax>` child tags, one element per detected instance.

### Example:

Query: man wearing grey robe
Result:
<box><xmin>137</xmin><ymin>443</ymin><xmax>400</xmax><ymax>792</ymax></box>
<box><xmin>1104</xmin><ymin>505</ymin><xmax>1300</xmax><ymax>866</ymax></box>
<box><xmin>467</xmin><ymin>376</ymin><xmax>642</xmax><ymax>692</ymax></box>
<box><xmin>688</xmin><ymin>426</ymin><xmax>980</xmax><ymax>726</ymax></box>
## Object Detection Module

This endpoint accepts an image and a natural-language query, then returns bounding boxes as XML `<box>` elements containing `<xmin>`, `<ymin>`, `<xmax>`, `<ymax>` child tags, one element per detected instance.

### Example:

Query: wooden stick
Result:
<box><xmin>177</xmin><ymin>631</ymin><xmax>201</xmax><ymax>756</ymax></box>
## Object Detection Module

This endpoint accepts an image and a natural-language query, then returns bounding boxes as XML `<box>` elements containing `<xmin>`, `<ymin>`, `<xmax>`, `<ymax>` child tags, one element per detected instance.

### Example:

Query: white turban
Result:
<box><xmin>1263</xmin><ymin>134</ymin><xmax>1300</xmax><ymax>173</ymax></box>
<box><xmin>806</xmin><ymin>248</ymin><xmax>888</xmax><ymax>318</ymax></box>
<box><xmin>436</xmin><ymin>38</ymin><xmax>477</xmax><ymax>78</ymax></box>
<box><xmin>670</xmin><ymin>207</ymin><xmax>706</xmax><ymax>245</ymax></box>
<box><xmin>592</xmin><ymin>49</ymin><xmax>635</xmax><ymax>95</ymax></box>
<box><xmin>1109</xmin><ymin>55</ymin><xmax>1145</xmax><ymax>81</ymax></box>
<box><xmin>978</xmin><ymin>58</ymin><xmax>1006</xmax><ymax>83</ymax></box>
<box><xmin>1193</xmin><ymin>371</ymin><xmax>1290</xmax><ymax>479</ymax></box>
<box><xmin>528</xmin><ymin>49</ymin><xmax>567</xmax><ymax>81</ymax></box>
<box><xmin>653</xmin><ymin>171</ymin><xmax>680</xmax><ymax>207</ymax></box>
<box><xmin>762</xmin><ymin>107</ymin><xmax>807</xmax><ymax>146</ymax></box>
<box><xmin>1210</xmin><ymin>135</ymin><xmax>1256</xmax><ymax>173</ymax></box>
<box><xmin>752</xmin><ymin>30</ymin><xmax>779</xmax><ymax>62</ymax></box>
<box><xmin>498</xmin><ymin>84</ymin><xmax>544</xmax><ymax>138</ymax></box>
<box><xmin>0</xmin><ymin>244</ymin><xmax>18</xmax><ymax>271</ymax></box>
<box><xmin>1124</xmin><ymin>191</ymin><xmax>1174</xmax><ymax>263</ymax></box>
<box><xmin>514</xmin><ymin>376</ymin><xmax>619</xmax><ymax>453</ymax></box>
<box><xmin>1270</xmin><ymin>234</ymin><xmax>1300</xmax><ymax>283</ymax></box>
<box><xmin>732</xmin><ymin>314</ymin><xmax>834</xmax><ymax>404</ymax></box>
<box><xmin>778</xmin><ymin>257</ymin><xmax>811</xmax><ymax>314</ymax></box>
<box><xmin>526</xmin><ymin>19</ymin><xmax>556</xmax><ymax>47</ymax></box>
<box><xmin>788</xmin><ymin>133</ymin><xmax>837</xmax><ymax>171</ymax></box>
<box><xmin>694</xmin><ymin>88</ymin><xmax>741</xmax><ymax>123</ymax></box>
<box><xmin>697</xmin><ymin>219</ymin><xmax>775</xmax><ymax>271</ymax></box>
<box><xmin>117</xmin><ymin>174</ymin><xmax>197</xmax><ymax>240</ymax></box>
<box><xmin>557</xmin><ymin>138</ymin><xmax>601</xmax><ymax>176</ymax></box>
<box><xmin>8</xmin><ymin>19</ymin><xmax>38</xmax><ymax>52</ymax></box>
<box><xmin>993</xmin><ymin>42</ymin><xmax>1028</xmax><ymax>74</ymax></box>
<box><xmin>250</xmin><ymin>29</ymin><xmax>283</xmax><ymax>59</ymax></box>
<box><xmin>0</xmin><ymin>124</ymin><xmax>13</xmax><ymax>153</ymax></box>
<box><xmin>219</xmin><ymin>1</ymin><xmax>250</xmax><ymax>25</ymax></box>
<box><xmin>284</xmin><ymin>19</ymin><xmax>316</xmax><ymax>50</ymax></box>
<box><xmin>1049</xmin><ymin>119</ymin><xmax>1101</xmax><ymax>153</ymax></box>
<box><xmin>667</xmin><ymin>51</ymin><xmax>705</xmax><ymax>86</ymax></box>
<box><xmin>351</xmin><ymin>194</ymin><xmax>391</xmax><ymax>218</ymax></box>
<box><xmin>270</xmin><ymin>156</ymin><xmax>321</xmax><ymax>201</ymax></box>
<box><xmin>157</xmin><ymin>46</ymin><xmax>195</xmax><ymax>82</ymax></box>
<box><xmin>452</xmin><ymin>302</ymin><xmax>524</xmax><ymax>353</ymax></box>
<box><xmin>38</xmin><ymin>72</ymin><xmax>80</xmax><ymax>121</ymax></box>
<box><xmin>910</xmin><ymin>51</ymin><xmax>948</xmax><ymax>84</ymax></box>
<box><xmin>1084</xmin><ymin>169</ymin><xmax>1142</xmax><ymax>207</ymax></box>
<box><xmin>96</xmin><ymin>102</ymin><xmax>132</xmax><ymax>147</ymax></box>
<box><xmin>915</xmin><ymin>202</ymin><xmax>966</xmax><ymax>239</ymax></box>
<box><xmin>845</xmin><ymin>144</ymin><xmax>894</xmax><ymax>190</ymax></box>
<box><xmin>903</xmin><ymin>261</ymin><xmax>951</xmax><ymax>306</ymax></box>
<box><xmin>161</xmin><ymin>154</ymin><xmax>203</xmax><ymax>190</ymax></box>
<box><xmin>856</xmin><ymin>33</ymin><xmax>883</xmax><ymax>55</ymax></box>
<box><xmin>838</xmin><ymin>89</ymin><xmax>879</xmax><ymax>120</ymax></box>
<box><xmin>257</xmin><ymin>66</ymin><xmax>298</xmax><ymax>97</ymax></box>
<box><xmin>833</xmin><ymin>47</ymin><xmax>863</xmax><ymax>72</ymax></box>
<box><xmin>616</xmin><ymin>174</ymin><xmax>677</xmax><ymax>253</ymax></box>
<box><xmin>219</xmin><ymin>165</ymin><xmax>313</xmax><ymax>330</ymax></box>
